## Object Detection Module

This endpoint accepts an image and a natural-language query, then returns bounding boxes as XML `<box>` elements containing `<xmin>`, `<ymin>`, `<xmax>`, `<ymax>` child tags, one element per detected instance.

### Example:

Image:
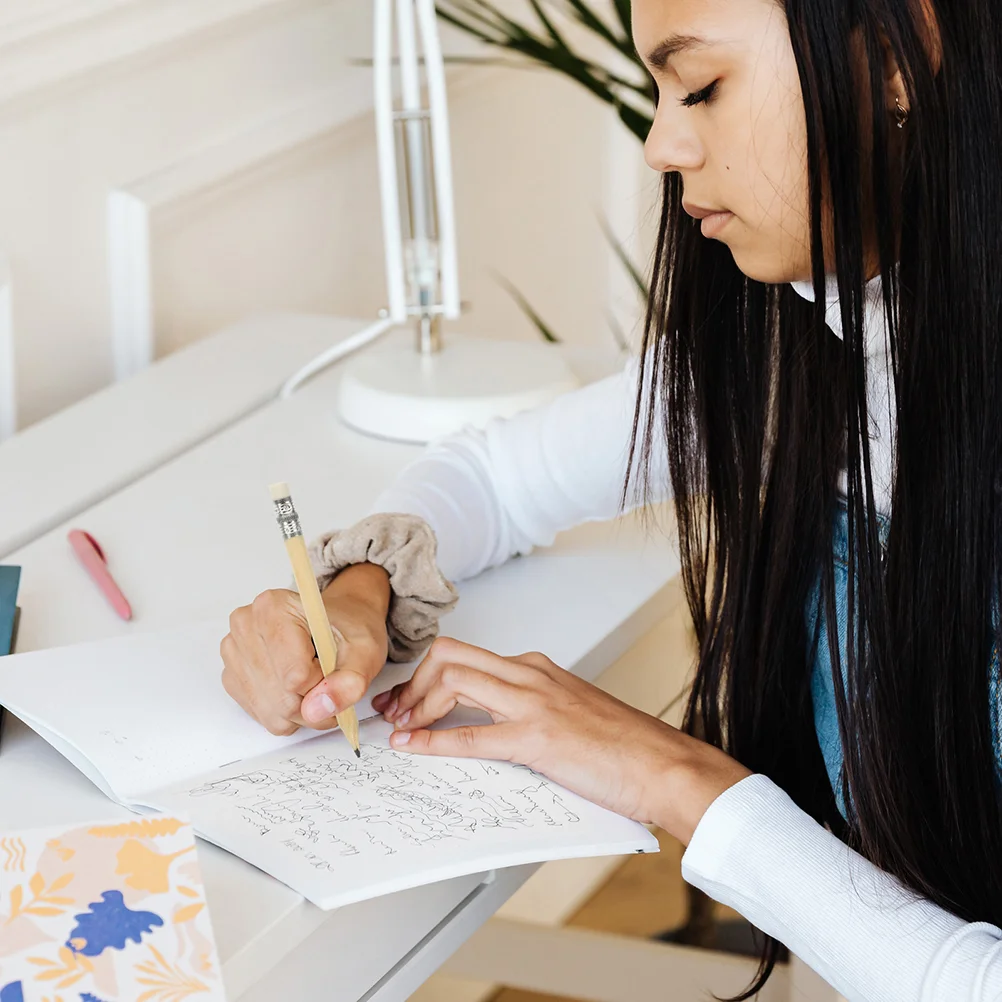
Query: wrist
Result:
<box><xmin>650</xmin><ymin>733</ymin><xmax>752</xmax><ymax>846</ymax></box>
<box><xmin>322</xmin><ymin>562</ymin><xmax>391</xmax><ymax>619</ymax></box>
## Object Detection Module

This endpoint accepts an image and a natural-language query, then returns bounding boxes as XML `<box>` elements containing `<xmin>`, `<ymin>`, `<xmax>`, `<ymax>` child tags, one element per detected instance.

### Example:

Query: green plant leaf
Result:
<box><xmin>437</xmin><ymin>0</ymin><xmax>651</xmax><ymax>143</ymax></box>
<box><xmin>553</xmin><ymin>0</ymin><xmax>635</xmax><ymax>62</ymax></box>
<box><xmin>494</xmin><ymin>274</ymin><xmax>561</xmax><ymax>343</ymax></box>
<box><xmin>610</xmin><ymin>0</ymin><xmax>632</xmax><ymax>39</ymax></box>
<box><xmin>616</xmin><ymin>102</ymin><xmax>652</xmax><ymax>144</ymax></box>
<box><xmin>526</xmin><ymin>0</ymin><xmax>568</xmax><ymax>46</ymax></box>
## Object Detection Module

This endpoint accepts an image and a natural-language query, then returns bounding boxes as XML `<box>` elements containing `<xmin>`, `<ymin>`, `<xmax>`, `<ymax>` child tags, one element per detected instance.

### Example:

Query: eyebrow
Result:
<box><xmin>645</xmin><ymin>33</ymin><xmax>710</xmax><ymax>70</ymax></box>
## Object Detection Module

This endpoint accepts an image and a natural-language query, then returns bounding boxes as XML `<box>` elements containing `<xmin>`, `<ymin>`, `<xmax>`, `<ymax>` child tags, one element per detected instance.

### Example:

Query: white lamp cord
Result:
<box><xmin>278</xmin><ymin>316</ymin><xmax>396</xmax><ymax>400</ymax></box>
<box><xmin>279</xmin><ymin>0</ymin><xmax>461</xmax><ymax>401</ymax></box>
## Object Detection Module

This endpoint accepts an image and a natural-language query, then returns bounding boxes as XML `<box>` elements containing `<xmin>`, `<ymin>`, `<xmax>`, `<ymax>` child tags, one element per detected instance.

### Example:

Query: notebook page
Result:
<box><xmin>144</xmin><ymin>717</ymin><xmax>659</xmax><ymax>910</ymax></box>
<box><xmin>0</xmin><ymin>621</ymin><xmax>415</xmax><ymax>803</ymax></box>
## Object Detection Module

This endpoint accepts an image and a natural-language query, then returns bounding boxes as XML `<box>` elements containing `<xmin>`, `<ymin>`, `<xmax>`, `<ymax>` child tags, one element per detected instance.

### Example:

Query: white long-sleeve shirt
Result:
<box><xmin>367</xmin><ymin>282</ymin><xmax>1002</xmax><ymax>1001</ymax></box>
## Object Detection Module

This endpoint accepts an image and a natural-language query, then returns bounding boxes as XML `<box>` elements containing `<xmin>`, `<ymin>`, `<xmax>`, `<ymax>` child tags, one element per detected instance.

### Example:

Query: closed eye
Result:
<box><xmin>680</xmin><ymin>80</ymin><xmax>719</xmax><ymax>108</ymax></box>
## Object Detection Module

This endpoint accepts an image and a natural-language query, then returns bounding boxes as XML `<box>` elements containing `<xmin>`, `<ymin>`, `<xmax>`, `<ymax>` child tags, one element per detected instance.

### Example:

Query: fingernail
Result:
<box><xmin>392</xmin><ymin>730</ymin><xmax>411</xmax><ymax>746</ymax></box>
<box><xmin>386</xmin><ymin>697</ymin><xmax>399</xmax><ymax>720</ymax></box>
<box><xmin>305</xmin><ymin>693</ymin><xmax>336</xmax><ymax>723</ymax></box>
<box><xmin>397</xmin><ymin>709</ymin><xmax>411</xmax><ymax>727</ymax></box>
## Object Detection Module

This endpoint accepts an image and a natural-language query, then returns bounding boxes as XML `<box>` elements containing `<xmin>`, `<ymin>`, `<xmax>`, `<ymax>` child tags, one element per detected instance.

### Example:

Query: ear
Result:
<box><xmin>881</xmin><ymin>0</ymin><xmax>942</xmax><ymax>121</ymax></box>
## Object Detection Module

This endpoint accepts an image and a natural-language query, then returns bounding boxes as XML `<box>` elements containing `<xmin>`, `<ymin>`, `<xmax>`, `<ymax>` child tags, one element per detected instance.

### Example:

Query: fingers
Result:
<box><xmin>371</xmin><ymin>688</ymin><xmax>394</xmax><ymax>713</ymax></box>
<box><xmin>251</xmin><ymin>590</ymin><xmax>322</xmax><ymax>696</ymax></box>
<box><xmin>220</xmin><ymin>634</ymin><xmax>261</xmax><ymax>722</ymax></box>
<box><xmin>222</xmin><ymin>612</ymin><xmax>304</xmax><ymax>735</ymax></box>
<box><xmin>390</xmin><ymin>720</ymin><xmax>518</xmax><ymax>760</ymax></box>
<box><xmin>222</xmin><ymin>590</ymin><xmax>326</xmax><ymax>735</ymax></box>
<box><xmin>397</xmin><ymin>663</ymin><xmax>520</xmax><ymax>731</ymax></box>
<box><xmin>384</xmin><ymin>637</ymin><xmax>534</xmax><ymax>723</ymax></box>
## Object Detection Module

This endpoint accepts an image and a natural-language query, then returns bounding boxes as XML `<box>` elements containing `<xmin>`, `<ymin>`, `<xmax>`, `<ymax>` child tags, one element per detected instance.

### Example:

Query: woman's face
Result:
<box><xmin>635</xmin><ymin>0</ymin><xmax>814</xmax><ymax>284</ymax></box>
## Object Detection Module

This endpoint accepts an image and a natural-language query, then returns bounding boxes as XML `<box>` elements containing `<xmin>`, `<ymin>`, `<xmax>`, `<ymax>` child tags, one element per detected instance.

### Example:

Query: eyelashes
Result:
<box><xmin>680</xmin><ymin>80</ymin><xmax>719</xmax><ymax>108</ymax></box>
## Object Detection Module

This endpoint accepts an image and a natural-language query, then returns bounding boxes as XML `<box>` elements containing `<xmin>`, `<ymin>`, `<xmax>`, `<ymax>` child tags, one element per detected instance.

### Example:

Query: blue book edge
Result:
<box><xmin>0</xmin><ymin>565</ymin><xmax>20</xmax><ymax>656</ymax></box>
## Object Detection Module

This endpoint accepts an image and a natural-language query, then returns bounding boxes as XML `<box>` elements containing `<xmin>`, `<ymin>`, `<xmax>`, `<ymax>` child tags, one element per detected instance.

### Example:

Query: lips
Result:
<box><xmin>681</xmin><ymin>202</ymin><xmax>722</xmax><ymax>220</ymax></box>
<box><xmin>682</xmin><ymin>201</ymin><xmax>734</xmax><ymax>239</ymax></box>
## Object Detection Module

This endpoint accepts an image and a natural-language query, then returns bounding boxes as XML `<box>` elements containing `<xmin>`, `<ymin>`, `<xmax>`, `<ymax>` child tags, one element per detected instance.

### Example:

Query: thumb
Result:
<box><xmin>299</xmin><ymin>625</ymin><xmax>387</xmax><ymax>727</ymax></box>
<box><xmin>300</xmin><ymin>668</ymin><xmax>368</xmax><ymax>726</ymax></box>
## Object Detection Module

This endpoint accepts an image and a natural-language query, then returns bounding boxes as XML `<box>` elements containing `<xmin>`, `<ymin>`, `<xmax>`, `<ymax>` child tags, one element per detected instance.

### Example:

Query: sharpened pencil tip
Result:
<box><xmin>355</xmin><ymin>748</ymin><xmax>361</xmax><ymax>758</ymax></box>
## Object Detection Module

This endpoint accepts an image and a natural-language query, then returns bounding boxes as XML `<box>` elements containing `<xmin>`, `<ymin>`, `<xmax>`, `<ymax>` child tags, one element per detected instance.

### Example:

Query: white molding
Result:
<box><xmin>107</xmin><ymin>190</ymin><xmax>153</xmax><ymax>380</ymax></box>
<box><xmin>106</xmin><ymin>61</ymin><xmax>491</xmax><ymax>380</ymax></box>
<box><xmin>0</xmin><ymin>260</ymin><xmax>14</xmax><ymax>440</ymax></box>
<box><xmin>0</xmin><ymin>1</ymin><xmax>127</xmax><ymax>46</ymax></box>
<box><xmin>106</xmin><ymin>83</ymin><xmax>377</xmax><ymax>380</ymax></box>
<box><xmin>0</xmin><ymin>0</ymin><xmax>322</xmax><ymax>110</ymax></box>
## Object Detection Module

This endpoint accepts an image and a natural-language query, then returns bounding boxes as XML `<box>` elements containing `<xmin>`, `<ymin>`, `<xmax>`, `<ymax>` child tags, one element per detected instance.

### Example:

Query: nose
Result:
<box><xmin>644</xmin><ymin>101</ymin><xmax>704</xmax><ymax>174</ymax></box>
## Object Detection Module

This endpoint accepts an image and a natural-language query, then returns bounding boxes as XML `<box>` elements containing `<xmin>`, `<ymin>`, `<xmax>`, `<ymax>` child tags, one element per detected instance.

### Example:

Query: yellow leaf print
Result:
<box><xmin>6</xmin><ymin>871</ymin><xmax>73</xmax><ymax>922</ymax></box>
<box><xmin>177</xmin><ymin>885</ymin><xmax>199</xmax><ymax>899</ymax></box>
<box><xmin>116</xmin><ymin>840</ymin><xmax>194</xmax><ymax>894</ymax></box>
<box><xmin>28</xmin><ymin>945</ymin><xmax>93</xmax><ymax>987</ymax></box>
<box><xmin>172</xmin><ymin>902</ymin><xmax>204</xmax><ymax>924</ymax></box>
<box><xmin>47</xmin><ymin>873</ymin><xmax>73</xmax><ymax>893</ymax></box>
<box><xmin>88</xmin><ymin>817</ymin><xmax>186</xmax><ymax>839</ymax></box>
<box><xmin>7</xmin><ymin>883</ymin><xmax>23</xmax><ymax>920</ymax></box>
<box><xmin>135</xmin><ymin>943</ymin><xmax>210</xmax><ymax>1001</ymax></box>
<box><xmin>45</xmin><ymin>839</ymin><xmax>74</xmax><ymax>862</ymax></box>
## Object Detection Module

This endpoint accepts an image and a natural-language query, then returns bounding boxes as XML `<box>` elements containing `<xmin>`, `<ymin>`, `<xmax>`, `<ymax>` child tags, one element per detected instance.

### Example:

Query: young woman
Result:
<box><xmin>221</xmin><ymin>0</ymin><xmax>1002</xmax><ymax>996</ymax></box>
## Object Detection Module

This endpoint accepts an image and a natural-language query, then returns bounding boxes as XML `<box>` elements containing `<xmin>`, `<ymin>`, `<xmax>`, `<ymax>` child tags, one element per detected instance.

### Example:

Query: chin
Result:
<box><xmin>727</xmin><ymin>246</ymin><xmax>805</xmax><ymax>287</ymax></box>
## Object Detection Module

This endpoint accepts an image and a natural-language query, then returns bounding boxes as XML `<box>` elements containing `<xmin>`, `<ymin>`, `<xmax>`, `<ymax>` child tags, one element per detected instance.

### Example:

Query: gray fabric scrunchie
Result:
<box><xmin>308</xmin><ymin>513</ymin><xmax>459</xmax><ymax>662</ymax></box>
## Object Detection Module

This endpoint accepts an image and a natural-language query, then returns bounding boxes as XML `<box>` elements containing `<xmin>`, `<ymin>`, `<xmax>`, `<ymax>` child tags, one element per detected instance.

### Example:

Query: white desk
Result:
<box><xmin>0</xmin><ymin>316</ymin><xmax>681</xmax><ymax>1000</ymax></box>
<box><xmin>0</xmin><ymin>313</ymin><xmax>364</xmax><ymax>558</ymax></box>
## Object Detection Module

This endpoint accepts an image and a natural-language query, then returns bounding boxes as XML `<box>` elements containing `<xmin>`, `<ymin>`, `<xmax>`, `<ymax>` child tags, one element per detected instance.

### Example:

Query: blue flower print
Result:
<box><xmin>66</xmin><ymin>889</ymin><xmax>163</xmax><ymax>956</ymax></box>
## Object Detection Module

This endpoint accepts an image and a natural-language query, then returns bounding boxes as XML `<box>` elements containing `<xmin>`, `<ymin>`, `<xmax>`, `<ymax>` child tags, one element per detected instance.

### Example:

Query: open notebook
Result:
<box><xmin>0</xmin><ymin>623</ymin><xmax>658</xmax><ymax>909</ymax></box>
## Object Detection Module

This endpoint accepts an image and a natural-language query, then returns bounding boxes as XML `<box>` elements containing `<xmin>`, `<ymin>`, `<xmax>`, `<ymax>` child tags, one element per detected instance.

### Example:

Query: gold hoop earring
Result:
<box><xmin>894</xmin><ymin>95</ymin><xmax>909</xmax><ymax>129</ymax></box>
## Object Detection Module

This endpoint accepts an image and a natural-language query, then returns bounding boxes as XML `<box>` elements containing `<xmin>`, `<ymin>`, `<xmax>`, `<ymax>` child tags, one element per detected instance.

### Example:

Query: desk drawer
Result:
<box><xmin>233</xmin><ymin>871</ymin><xmax>489</xmax><ymax>1002</ymax></box>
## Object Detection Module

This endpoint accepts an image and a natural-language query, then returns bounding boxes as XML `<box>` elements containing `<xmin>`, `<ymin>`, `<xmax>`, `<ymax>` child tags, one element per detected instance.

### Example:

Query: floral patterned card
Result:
<box><xmin>0</xmin><ymin>815</ymin><xmax>226</xmax><ymax>1002</ymax></box>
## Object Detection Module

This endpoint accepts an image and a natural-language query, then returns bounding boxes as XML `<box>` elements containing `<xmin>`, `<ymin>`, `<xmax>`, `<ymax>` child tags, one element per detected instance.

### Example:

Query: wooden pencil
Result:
<box><xmin>269</xmin><ymin>481</ymin><xmax>361</xmax><ymax>757</ymax></box>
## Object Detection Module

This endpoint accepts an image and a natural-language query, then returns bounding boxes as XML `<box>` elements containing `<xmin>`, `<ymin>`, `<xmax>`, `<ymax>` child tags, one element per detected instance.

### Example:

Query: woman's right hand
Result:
<box><xmin>220</xmin><ymin>562</ymin><xmax>391</xmax><ymax>735</ymax></box>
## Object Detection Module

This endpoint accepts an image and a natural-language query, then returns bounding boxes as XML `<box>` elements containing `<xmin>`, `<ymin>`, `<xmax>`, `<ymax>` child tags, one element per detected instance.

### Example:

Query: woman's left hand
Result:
<box><xmin>370</xmin><ymin>637</ymin><xmax>752</xmax><ymax>844</ymax></box>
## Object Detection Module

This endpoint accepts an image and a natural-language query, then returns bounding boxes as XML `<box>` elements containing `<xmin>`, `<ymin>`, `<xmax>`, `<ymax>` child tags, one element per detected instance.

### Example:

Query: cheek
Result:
<box><xmin>726</xmin><ymin>89</ymin><xmax>812</xmax><ymax>282</ymax></box>
<box><xmin>745</xmin><ymin>88</ymin><xmax>809</xmax><ymax>230</ymax></box>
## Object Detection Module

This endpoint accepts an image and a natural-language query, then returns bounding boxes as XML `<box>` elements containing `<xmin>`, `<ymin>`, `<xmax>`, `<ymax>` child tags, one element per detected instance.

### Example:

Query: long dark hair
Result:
<box><xmin>629</xmin><ymin>0</ymin><xmax>1002</xmax><ymax>993</ymax></box>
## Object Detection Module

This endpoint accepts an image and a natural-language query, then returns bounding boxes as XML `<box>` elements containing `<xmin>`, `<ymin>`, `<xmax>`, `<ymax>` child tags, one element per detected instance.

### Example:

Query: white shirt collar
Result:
<box><xmin>789</xmin><ymin>274</ymin><xmax>887</xmax><ymax>354</ymax></box>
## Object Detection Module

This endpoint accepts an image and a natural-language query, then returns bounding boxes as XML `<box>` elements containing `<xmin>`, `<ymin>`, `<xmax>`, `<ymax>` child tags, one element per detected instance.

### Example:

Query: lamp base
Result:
<box><xmin>337</xmin><ymin>338</ymin><xmax>579</xmax><ymax>443</ymax></box>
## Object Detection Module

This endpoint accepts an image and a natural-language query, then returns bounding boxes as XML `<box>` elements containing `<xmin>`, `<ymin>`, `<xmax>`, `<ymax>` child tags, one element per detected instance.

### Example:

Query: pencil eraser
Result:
<box><xmin>269</xmin><ymin>482</ymin><xmax>291</xmax><ymax>501</ymax></box>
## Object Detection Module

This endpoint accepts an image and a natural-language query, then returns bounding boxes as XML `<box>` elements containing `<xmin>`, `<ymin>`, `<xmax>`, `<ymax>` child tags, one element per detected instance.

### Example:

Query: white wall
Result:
<box><xmin>0</xmin><ymin>0</ymin><xmax>655</xmax><ymax>430</ymax></box>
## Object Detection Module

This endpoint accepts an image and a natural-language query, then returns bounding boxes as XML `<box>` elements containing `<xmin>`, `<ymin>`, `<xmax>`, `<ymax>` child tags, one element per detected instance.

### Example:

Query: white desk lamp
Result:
<box><xmin>281</xmin><ymin>0</ymin><xmax>578</xmax><ymax>442</ymax></box>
